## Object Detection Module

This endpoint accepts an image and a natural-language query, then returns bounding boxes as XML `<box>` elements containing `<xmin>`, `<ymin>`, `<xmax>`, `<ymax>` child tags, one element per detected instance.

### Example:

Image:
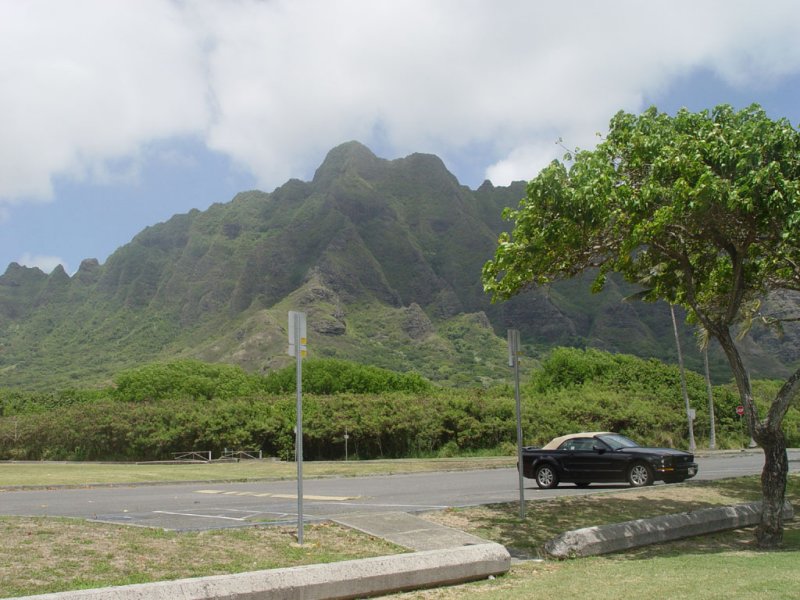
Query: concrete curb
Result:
<box><xmin>15</xmin><ymin>543</ymin><xmax>510</xmax><ymax>600</ymax></box>
<box><xmin>545</xmin><ymin>501</ymin><xmax>795</xmax><ymax>558</ymax></box>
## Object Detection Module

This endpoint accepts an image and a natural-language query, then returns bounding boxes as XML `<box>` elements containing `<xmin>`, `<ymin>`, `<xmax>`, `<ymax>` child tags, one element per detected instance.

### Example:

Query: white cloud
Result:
<box><xmin>0</xmin><ymin>0</ymin><xmax>209</xmax><ymax>200</ymax></box>
<box><xmin>17</xmin><ymin>252</ymin><xmax>66</xmax><ymax>274</ymax></box>
<box><xmin>1</xmin><ymin>0</ymin><xmax>799</xmax><ymax>200</ymax></box>
<box><xmin>485</xmin><ymin>141</ymin><xmax>564</xmax><ymax>187</ymax></box>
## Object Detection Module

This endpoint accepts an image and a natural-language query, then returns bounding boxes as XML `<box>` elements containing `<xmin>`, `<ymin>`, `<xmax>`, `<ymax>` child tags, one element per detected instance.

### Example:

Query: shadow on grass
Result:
<box><xmin>450</xmin><ymin>475</ymin><xmax>798</xmax><ymax>560</ymax></box>
<box><xmin>611</xmin><ymin>520</ymin><xmax>800</xmax><ymax>562</ymax></box>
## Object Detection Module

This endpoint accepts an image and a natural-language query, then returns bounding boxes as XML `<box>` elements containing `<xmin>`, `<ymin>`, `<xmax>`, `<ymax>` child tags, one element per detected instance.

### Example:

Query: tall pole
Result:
<box><xmin>508</xmin><ymin>329</ymin><xmax>525</xmax><ymax>520</ymax></box>
<box><xmin>294</xmin><ymin>312</ymin><xmax>304</xmax><ymax>544</ymax></box>
<box><xmin>290</xmin><ymin>311</ymin><xmax>306</xmax><ymax>545</ymax></box>
<box><xmin>703</xmin><ymin>345</ymin><xmax>716</xmax><ymax>450</ymax></box>
<box><xmin>670</xmin><ymin>305</ymin><xmax>696</xmax><ymax>452</ymax></box>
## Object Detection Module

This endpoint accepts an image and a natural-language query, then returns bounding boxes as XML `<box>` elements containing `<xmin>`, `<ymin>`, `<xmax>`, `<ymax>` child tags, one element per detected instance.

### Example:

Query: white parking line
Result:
<box><xmin>329</xmin><ymin>502</ymin><xmax>450</xmax><ymax>509</ymax></box>
<box><xmin>153</xmin><ymin>510</ymin><xmax>250</xmax><ymax>522</ymax></box>
<box><xmin>194</xmin><ymin>490</ymin><xmax>357</xmax><ymax>501</ymax></box>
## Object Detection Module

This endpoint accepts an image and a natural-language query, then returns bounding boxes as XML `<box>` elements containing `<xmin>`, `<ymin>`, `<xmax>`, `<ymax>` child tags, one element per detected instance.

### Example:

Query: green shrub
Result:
<box><xmin>262</xmin><ymin>358</ymin><xmax>432</xmax><ymax>395</ymax></box>
<box><xmin>112</xmin><ymin>360</ymin><xmax>263</xmax><ymax>401</ymax></box>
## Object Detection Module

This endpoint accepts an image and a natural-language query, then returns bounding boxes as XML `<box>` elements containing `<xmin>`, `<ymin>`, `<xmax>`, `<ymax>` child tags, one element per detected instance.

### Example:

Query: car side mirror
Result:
<box><xmin>593</xmin><ymin>445</ymin><xmax>606</xmax><ymax>454</ymax></box>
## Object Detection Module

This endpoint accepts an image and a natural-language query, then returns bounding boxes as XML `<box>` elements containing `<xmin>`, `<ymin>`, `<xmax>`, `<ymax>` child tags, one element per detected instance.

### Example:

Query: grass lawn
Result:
<box><xmin>388</xmin><ymin>546</ymin><xmax>800</xmax><ymax>600</ymax></box>
<box><xmin>394</xmin><ymin>473</ymin><xmax>800</xmax><ymax>599</ymax></box>
<box><xmin>0</xmin><ymin>456</ymin><xmax>514</xmax><ymax>488</ymax></box>
<box><xmin>0</xmin><ymin>461</ymin><xmax>797</xmax><ymax>599</ymax></box>
<box><xmin>0</xmin><ymin>518</ymin><xmax>404</xmax><ymax>598</ymax></box>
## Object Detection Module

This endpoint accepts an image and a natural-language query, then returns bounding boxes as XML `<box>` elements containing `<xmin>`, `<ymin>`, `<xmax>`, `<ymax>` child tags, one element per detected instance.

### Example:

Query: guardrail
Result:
<box><xmin>170</xmin><ymin>450</ymin><xmax>264</xmax><ymax>462</ymax></box>
<box><xmin>171</xmin><ymin>451</ymin><xmax>212</xmax><ymax>462</ymax></box>
<box><xmin>221</xmin><ymin>449</ymin><xmax>263</xmax><ymax>460</ymax></box>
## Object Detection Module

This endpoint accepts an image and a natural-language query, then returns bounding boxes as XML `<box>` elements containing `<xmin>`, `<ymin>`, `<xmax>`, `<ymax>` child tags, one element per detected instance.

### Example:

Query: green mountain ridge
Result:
<box><xmin>0</xmin><ymin>141</ymin><xmax>797</xmax><ymax>390</ymax></box>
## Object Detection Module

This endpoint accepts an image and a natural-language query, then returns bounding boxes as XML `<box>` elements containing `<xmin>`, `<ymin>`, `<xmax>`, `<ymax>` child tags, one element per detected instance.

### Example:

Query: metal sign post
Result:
<box><xmin>507</xmin><ymin>329</ymin><xmax>525</xmax><ymax>520</ymax></box>
<box><xmin>288</xmin><ymin>311</ymin><xmax>307</xmax><ymax>544</ymax></box>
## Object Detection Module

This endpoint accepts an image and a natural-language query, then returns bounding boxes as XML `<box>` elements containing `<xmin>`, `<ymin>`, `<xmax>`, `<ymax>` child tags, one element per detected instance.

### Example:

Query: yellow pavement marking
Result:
<box><xmin>195</xmin><ymin>490</ymin><xmax>356</xmax><ymax>501</ymax></box>
<box><xmin>307</xmin><ymin>494</ymin><xmax>354</xmax><ymax>501</ymax></box>
<box><xmin>269</xmin><ymin>493</ymin><xmax>354</xmax><ymax>501</ymax></box>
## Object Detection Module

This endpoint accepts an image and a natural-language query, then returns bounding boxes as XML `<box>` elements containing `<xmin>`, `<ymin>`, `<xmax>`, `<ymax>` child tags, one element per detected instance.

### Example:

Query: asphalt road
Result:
<box><xmin>2</xmin><ymin>450</ymin><xmax>798</xmax><ymax>531</ymax></box>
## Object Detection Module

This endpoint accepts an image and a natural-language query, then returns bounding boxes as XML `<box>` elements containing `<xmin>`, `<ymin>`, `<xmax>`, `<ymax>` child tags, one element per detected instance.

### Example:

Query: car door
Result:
<box><xmin>557</xmin><ymin>437</ymin><xmax>599</xmax><ymax>481</ymax></box>
<box><xmin>601</xmin><ymin>446</ymin><xmax>635</xmax><ymax>482</ymax></box>
<box><xmin>580</xmin><ymin>437</ymin><xmax>619</xmax><ymax>482</ymax></box>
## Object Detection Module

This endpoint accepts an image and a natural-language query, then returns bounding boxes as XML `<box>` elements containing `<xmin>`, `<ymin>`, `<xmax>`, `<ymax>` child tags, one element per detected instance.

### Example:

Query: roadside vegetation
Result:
<box><xmin>1</xmin><ymin>352</ymin><xmax>798</xmax><ymax>462</ymax></box>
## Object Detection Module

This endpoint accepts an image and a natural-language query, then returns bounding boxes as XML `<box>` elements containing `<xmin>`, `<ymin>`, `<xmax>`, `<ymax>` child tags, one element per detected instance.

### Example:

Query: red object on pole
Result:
<box><xmin>736</xmin><ymin>405</ymin><xmax>745</xmax><ymax>416</ymax></box>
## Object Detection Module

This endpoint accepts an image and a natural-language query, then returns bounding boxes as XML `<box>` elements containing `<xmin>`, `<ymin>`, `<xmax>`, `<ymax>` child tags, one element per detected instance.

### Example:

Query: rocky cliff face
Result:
<box><xmin>0</xmin><ymin>141</ymin><xmax>796</xmax><ymax>389</ymax></box>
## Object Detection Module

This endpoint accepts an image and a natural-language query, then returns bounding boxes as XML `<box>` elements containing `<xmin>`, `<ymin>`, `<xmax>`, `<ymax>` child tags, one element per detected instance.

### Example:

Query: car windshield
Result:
<box><xmin>597</xmin><ymin>434</ymin><xmax>640</xmax><ymax>450</ymax></box>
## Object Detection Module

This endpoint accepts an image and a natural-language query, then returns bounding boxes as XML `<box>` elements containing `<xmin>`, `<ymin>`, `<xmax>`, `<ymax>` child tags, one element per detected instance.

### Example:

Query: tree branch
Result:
<box><xmin>768</xmin><ymin>366</ymin><xmax>800</xmax><ymax>430</ymax></box>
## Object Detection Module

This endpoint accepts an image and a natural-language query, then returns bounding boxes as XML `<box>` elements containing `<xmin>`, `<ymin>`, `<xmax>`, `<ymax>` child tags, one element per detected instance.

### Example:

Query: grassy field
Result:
<box><xmin>0</xmin><ymin>518</ymin><xmax>404</xmax><ymax>598</ymax></box>
<box><xmin>0</xmin><ymin>456</ymin><xmax>514</xmax><ymax>488</ymax></box>
<box><xmin>0</xmin><ymin>461</ymin><xmax>797</xmax><ymax>599</ymax></box>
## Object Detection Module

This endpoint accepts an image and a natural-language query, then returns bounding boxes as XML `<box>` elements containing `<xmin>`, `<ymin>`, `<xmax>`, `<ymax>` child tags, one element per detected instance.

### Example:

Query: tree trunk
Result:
<box><xmin>754</xmin><ymin>427</ymin><xmax>788</xmax><ymax>547</ymax></box>
<box><xmin>714</xmin><ymin>328</ymin><xmax>789</xmax><ymax>548</ymax></box>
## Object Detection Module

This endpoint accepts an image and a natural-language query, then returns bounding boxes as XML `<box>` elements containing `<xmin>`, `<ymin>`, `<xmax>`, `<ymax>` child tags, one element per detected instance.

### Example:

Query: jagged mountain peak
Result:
<box><xmin>313</xmin><ymin>141</ymin><xmax>384</xmax><ymax>185</ymax></box>
<box><xmin>0</xmin><ymin>262</ymin><xmax>47</xmax><ymax>284</ymax></box>
<box><xmin>312</xmin><ymin>141</ymin><xmax>462</xmax><ymax>194</ymax></box>
<box><xmin>395</xmin><ymin>151</ymin><xmax>459</xmax><ymax>187</ymax></box>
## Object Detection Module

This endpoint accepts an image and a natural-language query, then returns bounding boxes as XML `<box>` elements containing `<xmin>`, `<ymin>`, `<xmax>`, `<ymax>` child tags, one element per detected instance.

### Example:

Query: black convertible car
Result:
<box><xmin>521</xmin><ymin>432</ymin><xmax>698</xmax><ymax>488</ymax></box>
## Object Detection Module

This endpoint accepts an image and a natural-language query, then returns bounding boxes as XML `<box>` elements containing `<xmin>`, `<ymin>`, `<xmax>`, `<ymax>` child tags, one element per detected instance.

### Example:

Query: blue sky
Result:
<box><xmin>2</xmin><ymin>1</ymin><xmax>799</xmax><ymax>275</ymax></box>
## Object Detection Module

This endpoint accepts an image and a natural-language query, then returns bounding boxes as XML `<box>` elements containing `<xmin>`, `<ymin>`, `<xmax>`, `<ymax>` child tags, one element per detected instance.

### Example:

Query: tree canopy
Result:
<box><xmin>483</xmin><ymin>104</ymin><xmax>800</xmax><ymax>547</ymax></box>
<box><xmin>484</xmin><ymin>104</ymin><xmax>800</xmax><ymax>312</ymax></box>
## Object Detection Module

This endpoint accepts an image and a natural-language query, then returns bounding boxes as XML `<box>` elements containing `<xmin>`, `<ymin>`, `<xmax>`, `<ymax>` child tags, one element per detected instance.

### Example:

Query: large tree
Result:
<box><xmin>483</xmin><ymin>104</ymin><xmax>800</xmax><ymax>547</ymax></box>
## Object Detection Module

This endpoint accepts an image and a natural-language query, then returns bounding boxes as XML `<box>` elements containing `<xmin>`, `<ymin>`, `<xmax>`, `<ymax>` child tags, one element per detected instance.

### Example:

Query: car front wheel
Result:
<box><xmin>535</xmin><ymin>464</ymin><xmax>559</xmax><ymax>489</ymax></box>
<box><xmin>627</xmin><ymin>462</ymin><xmax>654</xmax><ymax>487</ymax></box>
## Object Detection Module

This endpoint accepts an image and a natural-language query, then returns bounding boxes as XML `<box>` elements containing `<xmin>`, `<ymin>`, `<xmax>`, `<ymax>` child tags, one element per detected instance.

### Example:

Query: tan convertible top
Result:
<box><xmin>541</xmin><ymin>432</ymin><xmax>613</xmax><ymax>450</ymax></box>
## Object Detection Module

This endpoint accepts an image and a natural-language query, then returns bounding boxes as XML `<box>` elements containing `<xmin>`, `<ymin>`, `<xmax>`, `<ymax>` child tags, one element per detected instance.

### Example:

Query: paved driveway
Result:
<box><xmin>2</xmin><ymin>450</ymin><xmax>797</xmax><ymax>530</ymax></box>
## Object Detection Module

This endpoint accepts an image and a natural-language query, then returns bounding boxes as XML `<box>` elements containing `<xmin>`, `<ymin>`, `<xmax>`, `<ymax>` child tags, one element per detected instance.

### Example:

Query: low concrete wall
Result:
<box><xmin>545</xmin><ymin>501</ymin><xmax>795</xmax><ymax>558</ymax></box>
<box><xmin>16</xmin><ymin>543</ymin><xmax>510</xmax><ymax>600</ymax></box>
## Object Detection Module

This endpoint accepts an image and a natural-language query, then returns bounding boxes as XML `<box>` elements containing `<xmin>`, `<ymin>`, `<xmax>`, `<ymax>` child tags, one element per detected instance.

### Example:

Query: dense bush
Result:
<box><xmin>0</xmin><ymin>393</ymin><xmax>512</xmax><ymax>461</ymax></box>
<box><xmin>0</xmin><ymin>388</ymin><xmax>105</xmax><ymax>417</ymax></box>
<box><xmin>262</xmin><ymin>358</ymin><xmax>432</xmax><ymax>395</ymax></box>
<box><xmin>0</xmin><ymin>358</ymin><xmax>433</xmax><ymax>416</ymax></box>
<box><xmin>112</xmin><ymin>360</ymin><xmax>264</xmax><ymax>401</ymax></box>
<box><xmin>525</xmin><ymin>347</ymin><xmax>714</xmax><ymax>446</ymax></box>
<box><xmin>0</xmin><ymin>349</ymin><xmax>796</xmax><ymax>461</ymax></box>
<box><xmin>524</xmin><ymin>347</ymin><xmax>800</xmax><ymax>449</ymax></box>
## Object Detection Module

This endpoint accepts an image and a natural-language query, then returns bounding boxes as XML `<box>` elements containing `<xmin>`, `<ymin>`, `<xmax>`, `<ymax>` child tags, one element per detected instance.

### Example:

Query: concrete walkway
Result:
<box><xmin>332</xmin><ymin>511</ymin><xmax>488</xmax><ymax>551</ymax></box>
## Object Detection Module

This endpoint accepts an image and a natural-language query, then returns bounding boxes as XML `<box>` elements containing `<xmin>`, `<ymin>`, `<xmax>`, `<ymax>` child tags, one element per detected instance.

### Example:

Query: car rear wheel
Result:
<box><xmin>627</xmin><ymin>462</ymin><xmax>654</xmax><ymax>487</ymax></box>
<box><xmin>535</xmin><ymin>464</ymin><xmax>559</xmax><ymax>489</ymax></box>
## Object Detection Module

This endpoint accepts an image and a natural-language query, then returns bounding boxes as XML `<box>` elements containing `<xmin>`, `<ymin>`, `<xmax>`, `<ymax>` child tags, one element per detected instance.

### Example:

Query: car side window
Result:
<box><xmin>559</xmin><ymin>438</ymin><xmax>594</xmax><ymax>451</ymax></box>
